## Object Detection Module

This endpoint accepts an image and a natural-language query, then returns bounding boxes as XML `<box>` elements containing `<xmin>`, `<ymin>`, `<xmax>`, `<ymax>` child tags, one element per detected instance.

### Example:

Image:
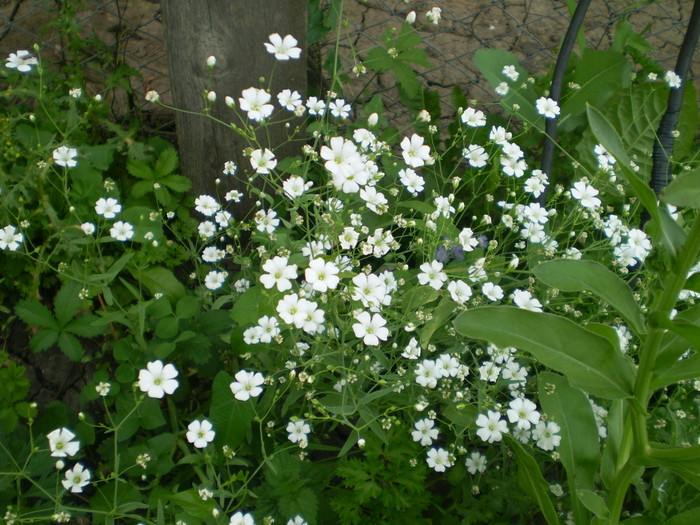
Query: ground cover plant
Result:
<box><xmin>1</xmin><ymin>3</ymin><xmax>699</xmax><ymax>524</ymax></box>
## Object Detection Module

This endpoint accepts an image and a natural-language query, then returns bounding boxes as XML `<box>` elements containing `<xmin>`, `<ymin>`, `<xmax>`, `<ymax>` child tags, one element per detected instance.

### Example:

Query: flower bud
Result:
<box><xmin>207</xmin><ymin>90</ymin><xmax>217</xmax><ymax>103</ymax></box>
<box><xmin>225</xmin><ymin>96</ymin><xmax>235</xmax><ymax>108</ymax></box>
<box><xmin>367</xmin><ymin>112</ymin><xmax>378</xmax><ymax>126</ymax></box>
<box><xmin>406</xmin><ymin>11</ymin><xmax>416</xmax><ymax>24</ymax></box>
<box><xmin>206</xmin><ymin>55</ymin><xmax>216</xmax><ymax>67</ymax></box>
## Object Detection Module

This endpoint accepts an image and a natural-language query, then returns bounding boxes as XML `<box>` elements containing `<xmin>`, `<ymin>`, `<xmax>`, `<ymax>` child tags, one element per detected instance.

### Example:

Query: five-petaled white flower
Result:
<box><xmin>570</xmin><ymin>180</ymin><xmax>601</xmax><ymax>209</ymax></box>
<box><xmin>286</xmin><ymin>419</ymin><xmax>311</xmax><ymax>443</ymax></box>
<box><xmin>230</xmin><ymin>370</ymin><xmax>265</xmax><ymax>401</ymax></box>
<box><xmin>186</xmin><ymin>419</ymin><xmax>216</xmax><ymax>448</ymax></box>
<box><xmin>138</xmin><ymin>360</ymin><xmax>179</xmax><ymax>398</ymax></box>
<box><xmin>401</xmin><ymin>134</ymin><xmax>431</xmax><ymax>168</ymax></box>
<box><xmin>264</xmin><ymin>33</ymin><xmax>302</xmax><ymax>60</ymax></box>
<box><xmin>62</xmin><ymin>463</ymin><xmax>91</xmax><ymax>493</ymax></box>
<box><xmin>204</xmin><ymin>270</ymin><xmax>227</xmax><ymax>290</ymax></box>
<box><xmin>426</xmin><ymin>447</ymin><xmax>452</xmax><ymax>472</ymax></box>
<box><xmin>417</xmin><ymin>260</ymin><xmax>447</xmax><ymax>290</ymax></box>
<box><xmin>412</xmin><ymin>418</ymin><xmax>439</xmax><ymax>446</ymax></box>
<box><xmin>47</xmin><ymin>428</ymin><xmax>80</xmax><ymax>457</ymax></box>
<box><xmin>352</xmin><ymin>311</ymin><xmax>389</xmax><ymax>346</ymax></box>
<box><xmin>305</xmin><ymin>258</ymin><xmax>340</xmax><ymax>292</ymax></box>
<box><xmin>476</xmin><ymin>410</ymin><xmax>509</xmax><ymax>443</ymax></box>
<box><xmin>465</xmin><ymin>451</ymin><xmax>487</xmax><ymax>474</ymax></box>
<box><xmin>260</xmin><ymin>256</ymin><xmax>298</xmax><ymax>291</ymax></box>
<box><xmin>109</xmin><ymin>221</ymin><xmax>134</xmax><ymax>241</ymax></box>
<box><xmin>250</xmin><ymin>148</ymin><xmax>277</xmax><ymax>174</ymax></box>
<box><xmin>239</xmin><ymin>87</ymin><xmax>274</xmax><ymax>122</ymax></box>
<box><xmin>229</xmin><ymin>511</ymin><xmax>256</xmax><ymax>525</ymax></box>
<box><xmin>535</xmin><ymin>97</ymin><xmax>560</xmax><ymax>119</ymax></box>
<box><xmin>461</xmin><ymin>107</ymin><xmax>486</xmax><ymax>127</ymax></box>
<box><xmin>5</xmin><ymin>50</ymin><xmax>38</xmax><ymax>72</ymax></box>
<box><xmin>533</xmin><ymin>420</ymin><xmax>562</xmax><ymax>451</ymax></box>
<box><xmin>0</xmin><ymin>225</ymin><xmax>23</xmax><ymax>251</ymax></box>
<box><xmin>95</xmin><ymin>197</ymin><xmax>121</xmax><ymax>219</ymax></box>
<box><xmin>53</xmin><ymin>146</ymin><xmax>78</xmax><ymax>168</ymax></box>
<box><xmin>507</xmin><ymin>397</ymin><xmax>541</xmax><ymax>430</ymax></box>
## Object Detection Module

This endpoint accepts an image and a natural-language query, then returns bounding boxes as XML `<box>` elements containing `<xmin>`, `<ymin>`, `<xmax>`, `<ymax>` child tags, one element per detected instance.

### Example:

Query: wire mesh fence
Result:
<box><xmin>1</xmin><ymin>0</ymin><xmax>696</xmax><ymax>128</ymax></box>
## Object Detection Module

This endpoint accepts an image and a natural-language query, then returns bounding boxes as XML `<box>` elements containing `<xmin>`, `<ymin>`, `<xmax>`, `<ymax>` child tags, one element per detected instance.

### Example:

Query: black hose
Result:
<box><xmin>650</xmin><ymin>0</ymin><xmax>700</xmax><ymax>195</ymax></box>
<box><xmin>538</xmin><ymin>0</ymin><xmax>593</xmax><ymax>204</ymax></box>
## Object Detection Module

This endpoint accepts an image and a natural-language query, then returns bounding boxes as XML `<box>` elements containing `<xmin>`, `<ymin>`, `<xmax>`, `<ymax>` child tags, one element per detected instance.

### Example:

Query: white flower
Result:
<box><xmin>570</xmin><ymin>180</ymin><xmax>601</xmax><ymax>209</ymax></box>
<box><xmin>264</xmin><ymin>33</ymin><xmax>301</xmax><ymax>60</ymax></box>
<box><xmin>463</xmin><ymin>144</ymin><xmax>488</xmax><ymax>168</ymax></box>
<box><xmin>80</xmin><ymin>222</ymin><xmax>96</xmax><ymax>235</ymax></box>
<box><xmin>95</xmin><ymin>197</ymin><xmax>121</xmax><ymax>219</ymax></box>
<box><xmin>339</xmin><ymin>227</ymin><xmax>359</xmax><ymax>250</ymax></box>
<box><xmin>186</xmin><ymin>419</ymin><xmax>216</xmax><ymax>448</ymax></box>
<box><xmin>194</xmin><ymin>194</ymin><xmax>220</xmax><ymax>216</ymax></box>
<box><xmin>398</xmin><ymin>168</ymin><xmax>425</xmax><ymax>194</ymax></box>
<box><xmin>254</xmin><ymin>209</ymin><xmax>279</xmax><ymax>233</ymax></box>
<box><xmin>229</xmin><ymin>511</ymin><xmax>255</xmax><ymax>525</ymax></box>
<box><xmin>360</xmin><ymin>186</ymin><xmax>388</xmax><ymax>214</ymax></box>
<box><xmin>47</xmin><ymin>428</ymin><xmax>80</xmax><ymax>458</ymax></box>
<box><xmin>239</xmin><ymin>87</ymin><xmax>274</xmax><ymax>121</ymax></box>
<box><xmin>0</xmin><ymin>225</ymin><xmax>23</xmax><ymax>251</ymax></box>
<box><xmin>401</xmin><ymin>134</ymin><xmax>431</xmax><ymax>168</ymax></box>
<box><xmin>95</xmin><ymin>381</ymin><xmax>110</xmax><ymax>396</ymax></box>
<box><xmin>507</xmin><ymin>397</ymin><xmax>540</xmax><ymax>430</ymax></box>
<box><xmin>110</xmin><ymin>221</ymin><xmax>134</xmax><ymax>241</ymax></box>
<box><xmin>230</xmin><ymin>370</ymin><xmax>265</xmax><ymax>401</ymax></box>
<box><xmin>476</xmin><ymin>410</ymin><xmax>508</xmax><ymax>443</ymax></box>
<box><xmin>138</xmin><ymin>360</ymin><xmax>179</xmax><ymax>398</ymax></box>
<box><xmin>412</xmin><ymin>418</ymin><xmax>439</xmax><ymax>446</ymax></box>
<box><xmin>533</xmin><ymin>421</ymin><xmax>561</xmax><ymax>450</ymax></box>
<box><xmin>62</xmin><ymin>463</ymin><xmax>91</xmax><ymax>493</ymax></box>
<box><xmin>426</xmin><ymin>447</ymin><xmax>452</xmax><ymax>472</ymax></box>
<box><xmin>460</xmin><ymin>107</ymin><xmax>486</xmax><ymax>127</ymax></box>
<box><xmin>329</xmin><ymin>98</ymin><xmax>351</xmax><ymax>119</ymax></box>
<box><xmin>502</xmin><ymin>65</ymin><xmax>519</xmax><ymax>81</ymax></box>
<box><xmin>511</xmin><ymin>289</ymin><xmax>543</xmax><ymax>312</ymax></box>
<box><xmin>260</xmin><ymin>256</ymin><xmax>298</xmax><ymax>291</ymax></box>
<box><xmin>277</xmin><ymin>89</ymin><xmax>302</xmax><ymax>110</ymax></box>
<box><xmin>69</xmin><ymin>87</ymin><xmax>82</xmax><ymax>98</ymax></box>
<box><xmin>664</xmin><ymin>70</ymin><xmax>682</xmax><ymax>89</ymax></box>
<box><xmin>204</xmin><ymin>270</ymin><xmax>227</xmax><ymax>290</ymax></box>
<box><xmin>417</xmin><ymin>261</ymin><xmax>447</xmax><ymax>290</ymax></box>
<box><xmin>306</xmin><ymin>96</ymin><xmax>325</xmax><ymax>116</ymax></box>
<box><xmin>53</xmin><ymin>146</ymin><xmax>78</xmax><ymax>168</ymax></box>
<box><xmin>426</xmin><ymin>7</ymin><xmax>442</xmax><ymax>24</ymax></box>
<box><xmin>145</xmin><ymin>90</ymin><xmax>160</xmax><ymax>103</ymax></box>
<box><xmin>353</xmin><ymin>311</ymin><xmax>389</xmax><ymax>346</ymax></box>
<box><xmin>402</xmin><ymin>337</ymin><xmax>421</xmax><ymax>359</ymax></box>
<box><xmin>305</xmin><ymin>258</ymin><xmax>340</xmax><ymax>292</ymax></box>
<box><xmin>287</xmin><ymin>517</ymin><xmax>307</xmax><ymax>525</ymax></box>
<box><xmin>448</xmin><ymin>280</ymin><xmax>472</xmax><ymax>304</ymax></box>
<box><xmin>286</xmin><ymin>419</ymin><xmax>311</xmax><ymax>443</ymax></box>
<box><xmin>202</xmin><ymin>246</ymin><xmax>225</xmax><ymax>263</ymax></box>
<box><xmin>415</xmin><ymin>359</ymin><xmax>439</xmax><ymax>389</ymax></box>
<box><xmin>495</xmin><ymin>82</ymin><xmax>509</xmax><ymax>96</ymax></box>
<box><xmin>250</xmin><ymin>148</ymin><xmax>277</xmax><ymax>174</ymax></box>
<box><xmin>465</xmin><ymin>451</ymin><xmax>487</xmax><ymax>474</ymax></box>
<box><xmin>535</xmin><ymin>97</ymin><xmax>560</xmax><ymax>119</ymax></box>
<box><xmin>223</xmin><ymin>161</ymin><xmax>237</xmax><ymax>175</ymax></box>
<box><xmin>6</xmin><ymin>49</ymin><xmax>38</xmax><ymax>72</ymax></box>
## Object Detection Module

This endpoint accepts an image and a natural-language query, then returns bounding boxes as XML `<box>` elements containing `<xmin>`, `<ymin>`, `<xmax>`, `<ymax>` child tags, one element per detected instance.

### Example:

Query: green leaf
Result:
<box><xmin>473</xmin><ymin>49</ymin><xmax>538</xmax><ymax>122</ymax></box>
<box><xmin>58</xmin><ymin>332</ymin><xmax>83</xmax><ymax>361</ymax></box>
<box><xmin>131</xmin><ymin>266</ymin><xmax>186</xmax><ymax>303</ymax></box>
<box><xmin>643</xmin><ymin>457</ymin><xmax>700</xmax><ymax>490</ymax></box>
<box><xmin>651</xmin><ymin>351</ymin><xmax>700</xmax><ymax>390</ymax></box>
<box><xmin>16</xmin><ymin>300</ymin><xmax>58</xmax><ymax>329</ymax></box>
<box><xmin>508</xmin><ymin>437</ymin><xmax>560</xmax><ymax>525</ymax></box>
<box><xmin>662</xmin><ymin>168</ymin><xmax>700</xmax><ymax>209</ymax></box>
<box><xmin>127</xmin><ymin>158</ymin><xmax>154</xmax><ymax>180</ymax></box>
<box><xmin>365</xmin><ymin>46</ymin><xmax>393</xmax><ymax>73</ymax></box>
<box><xmin>655</xmin><ymin>304</ymin><xmax>700</xmax><ymax>371</ymax></box>
<box><xmin>454</xmin><ymin>307</ymin><xmax>635</xmax><ymax>399</ymax></box>
<box><xmin>160</xmin><ymin>174</ymin><xmax>192</xmax><ymax>193</ymax></box>
<box><xmin>538</xmin><ymin>372</ymin><xmax>600</xmax><ymax>491</ymax></box>
<box><xmin>54</xmin><ymin>281</ymin><xmax>83</xmax><ymax>327</ymax></box>
<box><xmin>534</xmin><ymin>259</ymin><xmax>645</xmax><ymax>335</ymax></box>
<box><xmin>154</xmin><ymin>147</ymin><xmax>179</xmax><ymax>177</ymax></box>
<box><xmin>600</xmin><ymin>399</ymin><xmax>626</xmax><ymax>489</ymax></box>
<box><xmin>419</xmin><ymin>296</ymin><xmax>455</xmax><ymax>347</ymax></box>
<box><xmin>666</xmin><ymin>506</ymin><xmax>700</xmax><ymax>525</ymax></box>
<box><xmin>63</xmin><ymin>314</ymin><xmax>104</xmax><ymax>337</ymax></box>
<box><xmin>29</xmin><ymin>329</ymin><xmax>59</xmax><ymax>353</ymax></box>
<box><xmin>577</xmin><ymin>489</ymin><xmax>609</xmax><ymax>519</ymax></box>
<box><xmin>394</xmin><ymin>61</ymin><xmax>421</xmax><ymax>98</ymax></box>
<box><xmin>209</xmin><ymin>371</ymin><xmax>254</xmax><ymax>448</ymax></box>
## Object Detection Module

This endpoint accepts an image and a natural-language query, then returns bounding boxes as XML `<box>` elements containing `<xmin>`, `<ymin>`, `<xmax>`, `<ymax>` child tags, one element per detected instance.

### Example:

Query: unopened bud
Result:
<box><xmin>367</xmin><ymin>112</ymin><xmax>378</xmax><ymax>126</ymax></box>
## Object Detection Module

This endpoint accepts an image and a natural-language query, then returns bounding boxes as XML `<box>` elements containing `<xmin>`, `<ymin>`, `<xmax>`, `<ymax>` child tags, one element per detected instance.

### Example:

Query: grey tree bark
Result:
<box><xmin>161</xmin><ymin>0</ymin><xmax>307</xmax><ymax>217</ymax></box>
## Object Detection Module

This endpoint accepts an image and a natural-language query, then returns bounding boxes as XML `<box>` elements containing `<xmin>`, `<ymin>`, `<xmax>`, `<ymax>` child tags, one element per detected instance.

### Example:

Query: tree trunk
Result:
<box><xmin>161</xmin><ymin>0</ymin><xmax>307</xmax><ymax>217</ymax></box>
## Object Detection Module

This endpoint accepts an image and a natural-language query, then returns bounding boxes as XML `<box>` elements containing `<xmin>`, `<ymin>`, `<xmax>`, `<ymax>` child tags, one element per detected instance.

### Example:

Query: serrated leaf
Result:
<box><xmin>54</xmin><ymin>281</ymin><xmax>83</xmax><ymax>327</ymax></box>
<box><xmin>454</xmin><ymin>307</ymin><xmax>635</xmax><ymax>399</ymax></box>
<box><xmin>63</xmin><ymin>314</ymin><xmax>104</xmax><ymax>337</ymax></box>
<box><xmin>127</xmin><ymin>158</ymin><xmax>154</xmax><ymax>180</ymax></box>
<box><xmin>154</xmin><ymin>147</ymin><xmax>179</xmax><ymax>178</ymax></box>
<box><xmin>16</xmin><ymin>301</ymin><xmax>59</xmax><ymax>329</ymax></box>
<box><xmin>365</xmin><ymin>46</ymin><xmax>393</xmax><ymax>73</ymax></box>
<box><xmin>534</xmin><ymin>259</ymin><xmax>645</xmax><ymax>335</ymax></box>
<box><xmin>29</xmin><ymin>329</ymin><xmax>59</xmax><ymax>353</ymax></box>
<box><xmin>160</xmin><ymin>174</ymin><xmax>191</xmax><ymax>193</ymax></box>
<box><xmin>58</xmin><ymin>332</ymin><xmax>83</xmax><ymax>361</ymax></box>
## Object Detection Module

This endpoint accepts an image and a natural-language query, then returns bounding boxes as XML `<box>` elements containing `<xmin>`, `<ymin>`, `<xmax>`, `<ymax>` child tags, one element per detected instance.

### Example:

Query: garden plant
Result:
<box><xmin>1</xmin><ymin>2</ymin><xmax>699</xmax><ymax>524</ymax></box>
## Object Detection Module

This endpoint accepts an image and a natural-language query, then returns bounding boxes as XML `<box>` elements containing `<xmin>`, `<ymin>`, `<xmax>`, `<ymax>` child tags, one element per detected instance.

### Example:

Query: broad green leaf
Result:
<box><xmin>508</xmin><ymin>437</ymin><xmax>560</xmax><ymax>525</ymax></box>
<box><xmin>655</xmin><ymin>304</ymin><xmax>700</xmax><ymax>371</ymax></box>
<box><xmin>620</xmin><ymin>518</ymin><xmax>662</xmax><ymax>525</ymax></box>
<box><xmin>154</xmin><ymin>147</ymin><xmax>179</xmax><ymax>177</ymax></box>
<box><xmin>474</xmin><ymin>49</ymin><xmax>538</xmax><ymax>122</ymax></box>
<box><xmin>600</xmin><ymin>399</ymin><xmax>626</xmax><ymax>489</ymax></box>
<box><xmin>58</xmin><ymin>332</ymin><xmax>83</xmax><ymax>361</ymax></box>
<box><xmin>662</xmin><ymin>168</ymin><xmax>700</xmax><ymax>209</ymax></box>
<box><xmin>127</xmin><ymin>158</ymin><xmax>154</xmax><ymax>180</ymax></box>
<box><xmin>15</xmin><ymin>300</ymin><xmax>58</xmax><ymax>329</ymax></box>
<box><xmin>63</xmin><ymin>314</ymin><xmax>104</xmax><ymax>337</ymax></box>
<box><xmin>561</xmin><ymin>49</ymin><xmax>631</xmax><ymax>129</ymax></box>
<box><xmin>577</xmin><ymin>490</ymin><xmax>609</xmax><ymax>519</ymax></box>
<box><xmin>394</xmin><ymin>61</ymin><xmax>421</xmax><ymax>98</ymax></box>
<box><xmin>54</xmin><ymin>281</ymin><xmax>83</xmax><ymax>327</ymax></box>
<box><xmin>402</xmin><ymin>286</ymin><xmax>439</xmax><ymax>313</ymax></box>
<box><xmin>454</xmin><ymin>307</ymin><xmax>635</xmax><ymax>399</ymax></box>
<box><xmin>666</xmin><ymin>506</ymin><xmax>700</xmax><ymax>525</ymax></box>
<box><xmin>420</xmin><ymin>296</ymin><xmax>455</xmax><ymax>347</ymax></box>
<box><xmin>650</xmin><ymin>313</ymin><xmax>700</xmax><ymax>350</ymax></box>
<box><xmin>131</xmin><ymin>266</ymin><xmax>185</xmax><ymax>302</ymax></box>
<box><xmin>160</xmin><ymin>174</ymin><xmax>191</xmax><ymax>193</ymax></box>
<box><xmin>209</xmin><ymin>371</ymin><xmax>254</xmax><ymax>448</ymax></box>
<box><xmin>29</xmin><ymin>329</ymin><xmax>59</xmax><ymax>353</ymax></box>
<box><xmin>643</xmin><ymin>458</ymin><xmax>700</xmax><ymax>491</ymax></box>
<box><xmin>538</xmin><ymin>373</ymin><xmax>599</xmax><ymax>491</ymax></box>
<box><xmin>651</xmin><ymin>351</ymin><xmax>700</xmax><ymax>390</ymax></box>
<box><xmin>534</xmin><ymin>259</ymin><xmax>645</xmax><ymax>334</ymax></box>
